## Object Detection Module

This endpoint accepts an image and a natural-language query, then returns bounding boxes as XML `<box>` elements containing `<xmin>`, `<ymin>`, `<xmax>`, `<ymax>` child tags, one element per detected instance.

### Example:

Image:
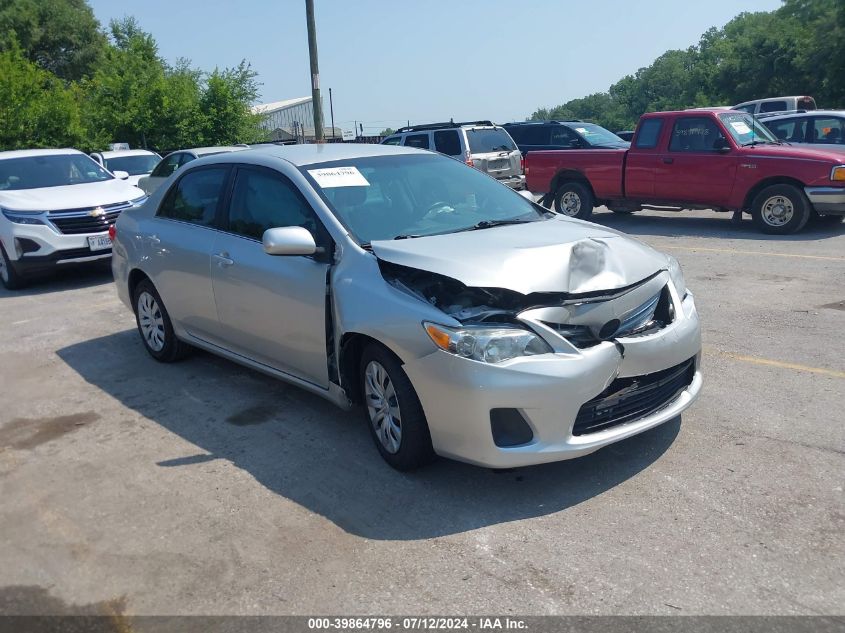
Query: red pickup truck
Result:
<box><xmin>525</xmin><ymin>109</ymin><xmax>845</xmax><ymax>234</ymax></box>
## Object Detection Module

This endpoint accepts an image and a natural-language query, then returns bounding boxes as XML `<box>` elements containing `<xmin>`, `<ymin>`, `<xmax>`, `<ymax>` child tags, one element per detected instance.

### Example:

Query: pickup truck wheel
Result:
<box><xmin>554</xmin><ymin>182</ymin><xmax>593</xmax><ymax>219</ymax></box>
<box><xmin>751</xmin><ymin>185</ymin><xmax>810</xmax><ymax>234</ymax></box>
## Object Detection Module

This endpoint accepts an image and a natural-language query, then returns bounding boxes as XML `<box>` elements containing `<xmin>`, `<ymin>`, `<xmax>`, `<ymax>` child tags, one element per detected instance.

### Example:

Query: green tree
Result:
<box><xmin>0</xmin><ymin>44</ymin><xmax>88</xmax><ymax>150</ymax></box>
<box><xmin>379</xmin><ymin>127</ymin><xmax>395</xmax><ymax>136</ymax></box>
<box><xmin>199</xmin><ymin>61</ymin><xmax>266</xmax><ymax>145</ymax></box>
<box><xmin>0</xmin><ymin>0</ymin><xmax>105</xmax><ymax>81</ymax></box>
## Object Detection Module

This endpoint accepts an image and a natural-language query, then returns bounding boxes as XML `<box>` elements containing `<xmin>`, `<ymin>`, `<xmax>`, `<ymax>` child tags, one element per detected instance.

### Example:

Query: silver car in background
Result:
<box><xmin>112</xmin><ymin>144</ymin><xmax>701</xmax><ymax>470</ymax></box>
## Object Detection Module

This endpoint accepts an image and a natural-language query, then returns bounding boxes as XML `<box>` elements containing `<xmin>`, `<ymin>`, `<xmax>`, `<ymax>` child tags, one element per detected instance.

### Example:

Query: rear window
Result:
<box><xmin>798</xmin><ymin>97</ymin><xmax>817</xmax><ymax>111</ymax></box>
<box><xmin>759</xmin><ymin>100</ymin><xmax>788</xmax><ymax>113</ymax></box>
<box><xmin>635</xmin><ymin>119</ymin><xmax>664</xmax><ymax>149</ymax></box>
<box><xmin>466</xmin><ymin>128</ymin><xmax>517</xmax><ymax>153</ymax></box>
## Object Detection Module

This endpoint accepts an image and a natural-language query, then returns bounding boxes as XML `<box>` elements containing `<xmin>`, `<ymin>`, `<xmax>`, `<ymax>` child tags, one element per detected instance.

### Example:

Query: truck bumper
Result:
<box><xmin>805</xmin><ymin>186</ymin><xmax>845</xmax><ymax>216</ymax></box>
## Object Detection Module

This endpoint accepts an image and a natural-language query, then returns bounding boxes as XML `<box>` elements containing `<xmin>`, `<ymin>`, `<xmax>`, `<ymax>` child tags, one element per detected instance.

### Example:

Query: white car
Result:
<box><xmin>89</xmin><ymin>149</ymin><xmax>162</xmax><ymax>187</ymax></box>
<box><xmin>137</xmin><ymin>146</ymin><xmax>247</xmax><ymax>195</ymax></box>
<box><xmin>0</xmin><ymin>148</ymin><xmax>146</xmax><ymax>289</ymax></box>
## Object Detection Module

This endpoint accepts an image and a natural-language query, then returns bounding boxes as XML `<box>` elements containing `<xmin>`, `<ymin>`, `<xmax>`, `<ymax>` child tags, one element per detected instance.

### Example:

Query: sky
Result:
<box><xmin>88</xmin><ymin>0</ymin><xmax>782</xmax><ymax>135</ymax></box>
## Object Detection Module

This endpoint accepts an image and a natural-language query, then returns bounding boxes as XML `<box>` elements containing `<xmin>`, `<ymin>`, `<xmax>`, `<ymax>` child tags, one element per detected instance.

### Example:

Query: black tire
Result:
<box><xmin>132</xmin><ymin>279</ymin><xmax>191</xmax><ymax>362</ymax></box>
<box><xmin>751</xmin><ymin>184</ymin><xmax>811</xmax><ymax>235</ymax></box>
<box><xmin>359</xmin><ymin>342</ymin><xmax>434</xmax><ymax>471</ymax></box>
<box><xmin>0</xmin><ymin>242</ymin><xmax>26</xmax><ymax>290</ymax></box>
<box><xmin>553</xmin><ymin>181</ymin><xmax>594</xmax><ymax>220</ymax></box>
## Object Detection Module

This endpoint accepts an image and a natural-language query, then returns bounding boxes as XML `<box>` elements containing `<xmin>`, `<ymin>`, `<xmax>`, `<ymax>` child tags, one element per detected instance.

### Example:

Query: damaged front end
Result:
<box><xmin>378</xmin><ymin>259</ymin><xmax>677</xmax><ymax>355</ymax></box>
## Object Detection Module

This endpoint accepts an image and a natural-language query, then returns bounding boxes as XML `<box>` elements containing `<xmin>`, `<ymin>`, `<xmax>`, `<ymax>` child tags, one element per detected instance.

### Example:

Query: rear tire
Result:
<box><xmin>360</xmin><ymin>343</ymin><xmax>434</xmax><ymax>471</ymax></box>
<box><xmin>751</xmin><ymin>184</ymin><xmax>810</xmax><ymax>234</ymax></box>
<box><xmin>553</xmin><ymin>181</ymin><xmax>594</xmax><ymax>220</ymax></box>
<box><xmin>132</xmin><ymin>279</ymin><xmax>191</xmax><ymax>362</ymax></box>
<box><xmin>0</xmin><ymin>243</ymin><xmax>26</xmax><ymax>290</ymax></box>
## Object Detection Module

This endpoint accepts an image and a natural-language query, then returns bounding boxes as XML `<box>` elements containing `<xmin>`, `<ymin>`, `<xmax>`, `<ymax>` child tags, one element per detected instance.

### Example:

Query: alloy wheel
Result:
<box><xmin>364</xmin><ymin>360</ymin><xmax>402</xmax><ymax>454</ymax></box>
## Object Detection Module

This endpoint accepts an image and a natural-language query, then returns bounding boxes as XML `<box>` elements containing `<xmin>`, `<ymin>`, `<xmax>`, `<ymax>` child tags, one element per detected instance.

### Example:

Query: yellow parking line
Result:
<box><xmin>661</xmin><ymin>245</ymin><xmax>845</xmax><ymax>262</ymax></box>
<box><xmin>705</xmin><ymin>347</ymin><xmax>845</xmax><ymax>379</ymax></box>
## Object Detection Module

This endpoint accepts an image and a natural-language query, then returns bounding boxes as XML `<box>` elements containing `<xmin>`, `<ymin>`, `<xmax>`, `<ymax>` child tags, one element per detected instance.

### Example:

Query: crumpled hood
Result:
<box><xmin>371</xmin><ymin>216</ymin><xmax>667</xmax><ymax>295</ymax></box>
<box><xmin>0</xmin><ymin>179</ymin><xmax>144</xmax><ymax>212</ymax></box>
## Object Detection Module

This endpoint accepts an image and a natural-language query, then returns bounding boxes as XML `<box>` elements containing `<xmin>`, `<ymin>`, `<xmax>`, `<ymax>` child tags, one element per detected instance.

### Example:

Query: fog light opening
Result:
<box><xmin>490</xmin><ymin>408</ymin><xmax>534</xmax><ymax>447</ymax></box>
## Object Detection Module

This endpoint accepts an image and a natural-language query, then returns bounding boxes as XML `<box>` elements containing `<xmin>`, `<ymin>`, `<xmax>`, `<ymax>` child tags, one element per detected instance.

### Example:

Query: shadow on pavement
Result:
<box><xmin>0</xmin><ymin>262</ymin><xmax>112</xmax><ymax>299</ymax></box>
<box><xmin>57</xmin><ymin>329</ymin><xmax>681</xmax><ymax>541</ymax></box>
<box><xmin>589</xmin><ymin>209</ymin><xmax>845</xmax><ymax>242</ymax></box>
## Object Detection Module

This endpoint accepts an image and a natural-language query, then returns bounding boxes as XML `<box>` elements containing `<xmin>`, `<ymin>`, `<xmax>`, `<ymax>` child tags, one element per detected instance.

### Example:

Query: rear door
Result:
<box><xmin>210</xmin><ymin>165</ymin><xmax>331</xmax><ymax>387</ymax></box>
<box><xmin>144</xmin><ymin>164</ymin><xmax>231</xmax><ymax>343</ymax></box>
<box><xmin>465</xmin><ymin>126</ymin><xmax>522</xmax><ymax>178</ymax></box>
<box><xmin>653</xmin><ymin>115</ymin><xmax>738</xmax><ymax>205</ymax></box>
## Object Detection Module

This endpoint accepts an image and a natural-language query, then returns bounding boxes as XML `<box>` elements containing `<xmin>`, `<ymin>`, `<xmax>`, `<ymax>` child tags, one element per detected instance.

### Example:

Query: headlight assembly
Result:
<box><xmin>667</xmin><ymin>255</ymin><xmax>687</xmax><ymax>297</ymax></box>
<box><xmin>423</xmin><ymin>322</ymin><xmax>552</xmax><ymax>363</ymax></box>
<box><xmin>1</xmin><ymin>209</ymin><xmax>46</xmax><ymax>225</ymax></box>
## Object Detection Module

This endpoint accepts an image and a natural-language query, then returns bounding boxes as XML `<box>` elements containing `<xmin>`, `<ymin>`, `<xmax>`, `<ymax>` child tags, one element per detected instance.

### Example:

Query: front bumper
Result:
<box><xmin>2</xmin><ymin>222</ymin><xmax>111</xmax><ymax>276</ymax></box>
<box><xmin>805</xmin><ymin>186</ymin><xmax>845</xmax><ymax>216</ymax></box>
<box><xmin>404</xmin><ymin>293</ymin><xmax>701</xmax><ymax>468</ymax></box>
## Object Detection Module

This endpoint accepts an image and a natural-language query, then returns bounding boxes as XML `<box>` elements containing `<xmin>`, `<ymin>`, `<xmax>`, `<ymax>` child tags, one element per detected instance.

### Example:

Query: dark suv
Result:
<box><xmin>503</xmin><ymin>120</ymin><xmax>629</xmax><ymax>155</ymax></box>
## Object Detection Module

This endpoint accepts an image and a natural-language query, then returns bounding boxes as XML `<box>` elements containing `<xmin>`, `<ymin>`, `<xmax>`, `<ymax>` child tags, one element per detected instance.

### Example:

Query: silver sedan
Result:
<box><xmin>112</xmin><ymin>143</ymin><xmax>701</xmax><ymax>470</ymax></box>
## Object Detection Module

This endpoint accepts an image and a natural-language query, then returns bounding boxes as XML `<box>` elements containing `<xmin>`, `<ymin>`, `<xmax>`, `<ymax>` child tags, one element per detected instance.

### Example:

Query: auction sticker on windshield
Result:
<box><xmin>730</xmin><ymin>121</ymin><xmax>752</xmax><ymax>135</ymax></box>
<box><xmin>308</xmin><ymin>166</ymin><xmax>370</xmax><ymax>188</ymax></box>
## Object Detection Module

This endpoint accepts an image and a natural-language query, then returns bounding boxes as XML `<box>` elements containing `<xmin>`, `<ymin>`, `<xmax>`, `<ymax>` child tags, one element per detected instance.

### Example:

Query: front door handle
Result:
<box><xmin>212</xmin><ymin>252</ymin><xmax>234</xmax><ymax>267</ymax></box>
<box><xmin>662</xmin><ymin>157</ymin><xmax>674</xmax><ymax>164</ymax></box>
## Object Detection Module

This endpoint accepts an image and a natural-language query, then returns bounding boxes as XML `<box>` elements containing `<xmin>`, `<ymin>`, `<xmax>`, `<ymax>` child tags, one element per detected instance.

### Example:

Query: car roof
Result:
<box><xmin>762</xmin><ymin>110</ymin><xmax>844</xmax><ymax>119</ymax></box>
<box><xmin>0</xmin><ymin>148</ymin><xmax>83</xmax><ymax>161</ymax></box>
<box><xmin>97</xmin><ymin>149</ymin><xmax>159</xmax><ymax>158</ymax></box>
<box><xmin>176</xmin><ymin>146</ymin><xmax>248</xmax><ymax>157</ymax></box>
<box><xmin>503</xmin><ymin>120</ymin><xmax>583</xmax><ymax>125</ymax></box>
<box><xmin>195</xmin><ymin>143</ymin><xmax>427</xmax><ymax>167</ymax></box>
<box><xmin>734</xmin><ymin>96</ymin><xmax>812</xmax><ymax>105</ymax></box>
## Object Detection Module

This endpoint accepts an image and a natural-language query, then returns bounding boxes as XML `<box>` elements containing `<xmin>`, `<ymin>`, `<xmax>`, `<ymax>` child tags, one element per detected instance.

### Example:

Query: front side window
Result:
<box><xmin>151</xmin><ymin>153</ymin><xmax>182</xmax><ymax>178</ymax></box>
<box><xmin>433</xmin><ymin>130</ymin><xmax>462</xmax><ymax>156</ymax></box>
<box><xmin>0</xmin><ymin>154</ymin><xmax>112</xmax><ymax>191</ymax></box>
<box><xmin>812</xmin><ymin>117</ymin><xmax>845</xmax><ymax>144</ymax></box>
<box><xmin>404</xmin><ymin>134</ymin><xmax>430</xmax><ymax>149</ymax></box>
<box><xmin>635</xmin><ymin>119</ymin><xmax>664</xmax><ymax>149</ymax></box>
<box><xmin>157</xmin><ymin>167</ymin><xmax>229</xmax><ymax>227</ymax></box>
<box><xmin>302</xmin><ymin>154</ymin><xmax>545</xmax><ymax>244</ymax></box>
<box><xmin>669</xmin><ymin>117</ymin><xmax>728</xmax><ymax>152</ymax></box>
<box><xmin>226</xmin><ymin>168</ymin><xmax>317</xmax><ymax>240</ymax></box>
<box><xmin>382</xmin><ymin>136</ymin><xmax>402</xmax><ymax>146</ymax></box>
<box><xmin>766</xmin><ymin>118</ymin><xmax>807</xmax><ymax>143</ymax></box>
<box><xmin>549</xmin><ymin>126</ymin><xmax>577</xmax><ymax>146</ymax></box>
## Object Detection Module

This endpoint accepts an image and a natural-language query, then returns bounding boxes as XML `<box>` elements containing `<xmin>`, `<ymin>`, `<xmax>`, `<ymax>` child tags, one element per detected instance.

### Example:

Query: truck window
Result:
<box><xmin>634</xmin><ymin>119</ymin><xmax>663</xmax><ymax>149</ymax></box>
<box><xmin>669</xmin><ymin>117</ymin><xmax>727</xmax><ymax>152</ymax></box>
<box><xmin>759</xmin><ymin>100</ymin><xmax>788</xmax><ymax>113</ymax></box>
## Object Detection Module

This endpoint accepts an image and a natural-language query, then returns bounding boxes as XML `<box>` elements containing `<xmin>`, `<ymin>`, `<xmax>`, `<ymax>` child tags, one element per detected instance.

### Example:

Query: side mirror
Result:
<box><xmin>113</xmin><ymin>170</ymin><xmax>130</xmax><ymax>180</ymax></box>
<box><xmin>263</xmin><ymin>226</ymin><xmax>318</xmax><ymax>256</ymax></box>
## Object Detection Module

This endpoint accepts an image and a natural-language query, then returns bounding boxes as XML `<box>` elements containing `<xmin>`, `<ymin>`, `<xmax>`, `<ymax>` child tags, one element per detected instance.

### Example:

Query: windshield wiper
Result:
<box><xmin>741</xmin><ymin>139</ymin><xmax>775</xmax><ymax>147</ymax></box>
<box><xmin>455</xmin><ymin>218</ymin><xmax>533</xmax><ymax>233</ymax></box>
<box><xmin>393</xmin><ymin>233</ymin><xmax>423</xmax><ymax>240</ymax></box>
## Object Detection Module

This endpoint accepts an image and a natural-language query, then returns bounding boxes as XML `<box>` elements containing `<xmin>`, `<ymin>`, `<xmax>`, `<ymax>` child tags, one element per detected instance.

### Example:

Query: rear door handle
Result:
<box><xmin>662</xmin><ymin>157</ymin><xmax>674</xmax><ymax>164</ymax></box>
<box><xmin>212</xmin><ymin>252</ymin><xmax>234</xmax><ymax>267</ymax></box>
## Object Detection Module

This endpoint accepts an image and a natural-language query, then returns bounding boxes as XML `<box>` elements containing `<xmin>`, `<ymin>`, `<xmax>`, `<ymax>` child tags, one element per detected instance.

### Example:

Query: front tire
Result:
<box><xmin>360</xmin><ymin>343</ymin><xmax>434</xmax><ymax>471</ymax></box>
<box><xmin>751</xmin><ymin>184</ymin><xmax>810</xmax><ymax>234</ymax></box>
<box><xmin>132</xmin><ymin>279</ymin><xmax>190</xmax><ymax>362</ymax></box>
<box><xmin>553</xmin><ymin>181</ymin><xmax>594</xmax><ymax>220</ymax></box>
<box><xmin>0</xmin><ymin>242</ymin><xmax>26</xmax><ymax>290</ymax></box>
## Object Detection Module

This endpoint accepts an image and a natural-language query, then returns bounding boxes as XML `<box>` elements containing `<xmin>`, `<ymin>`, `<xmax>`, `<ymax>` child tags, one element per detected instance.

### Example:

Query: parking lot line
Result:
<box><xmin>704</xmin><ymin>347</ymin><xmax>845</xmax><ymax>379</ymax></box>
<box><xmin>661</xmin><ymin>246</ymin><xmax>845</xmax><ymax>262</ymax></box>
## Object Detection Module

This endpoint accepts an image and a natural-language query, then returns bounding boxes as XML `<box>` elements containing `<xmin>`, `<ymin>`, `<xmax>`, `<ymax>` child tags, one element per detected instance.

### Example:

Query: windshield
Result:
<box><xmin>718</xmin><ymin>112</ymin><xmax>779</xmax><ymax>145</ymax></box>
<box><xmin>0</xmin><ymin>154</ymin><xmax>113</xmax><ymax>191</ymax></box>
<box><xmin>104</xmin><ymin>154</ymin><xmax>160</xmax><ymax>175</ymax></box>
<box><xmin>571</xmin><ymin>123</ymin><xmax>627</xmax><ymax>146</ymax></box>
<box><xmin>301</xmin><ymin>154</ymin><xmax>545</xmax><ymax>244</ymax></box>
<box><xmin>466</xmin><ymin>128</ymin><xmax>517</xmax><ymax>153</ymax></box>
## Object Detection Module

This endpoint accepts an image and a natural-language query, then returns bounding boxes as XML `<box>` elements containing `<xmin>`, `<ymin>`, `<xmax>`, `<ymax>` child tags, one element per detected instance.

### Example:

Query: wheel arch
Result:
<box><xmin>743</xmin><ymin>176</ymin><xmax>807</xmax><ymax>210</ymax></box>
<box><xmin>128</xmin><ymin>268</ymin><xmax>152</xmax><ymax>302</ymax></box>
<box><xmin>338</xmin><ymin>332</ymin><xmax>406</xmax><ymax>405</ymax></box>
<box><xmin>550</xmin><ymin>169</ymin><xmax>596</xmax><ymax>200</ymax></box>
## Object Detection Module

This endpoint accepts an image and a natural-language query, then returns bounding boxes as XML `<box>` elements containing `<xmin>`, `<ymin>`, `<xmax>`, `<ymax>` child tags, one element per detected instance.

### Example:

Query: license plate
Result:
<box><xmin>488</xmin><ymin>159</ymin><xmax>509</xmax><ymax>170</ymax></box>
<box><xmin>87</xmin><ymin>234</ymin><xmax>112</xmax><ymax>251</ymax></box>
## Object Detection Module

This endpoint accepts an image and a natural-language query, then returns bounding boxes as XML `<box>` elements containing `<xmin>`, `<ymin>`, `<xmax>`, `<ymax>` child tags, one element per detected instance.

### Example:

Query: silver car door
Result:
<box><xmin>210</xmin><ymin>165</ymin><xmax>331</xmax><ymax>388</ymax></box>
<box><xmin>142</xmin><ymin>164</ymin><xmax>231</xmax><ymax>344</ymax></box>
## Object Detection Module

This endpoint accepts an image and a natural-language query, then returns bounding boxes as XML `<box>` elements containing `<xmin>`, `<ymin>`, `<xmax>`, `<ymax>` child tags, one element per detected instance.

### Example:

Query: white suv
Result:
<box><xmin>382</xmin><ymin>121</ymin><xmax>525</xmax><ymax>189</ymax></box>
<box><xmin>0</xmin><ymin>149</ymin><xmax>146</xmax><ymax>289</ymax></box>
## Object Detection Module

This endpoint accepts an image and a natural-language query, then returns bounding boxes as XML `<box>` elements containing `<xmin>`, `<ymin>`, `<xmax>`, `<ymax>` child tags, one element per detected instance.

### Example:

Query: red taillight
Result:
<box><xmin>520</xmin><ymin>155</ymin><xmax>525</xmax><ymax>172</ymax></box>
<box><xmin>465</xmin><ymin>150</ymin><xmax>474</xmax><ymax>167</ymax></box>
<box><xmin>108</xmin><ymin>225</ymin><xmax>116</xmax><ymax>241</ymax></box>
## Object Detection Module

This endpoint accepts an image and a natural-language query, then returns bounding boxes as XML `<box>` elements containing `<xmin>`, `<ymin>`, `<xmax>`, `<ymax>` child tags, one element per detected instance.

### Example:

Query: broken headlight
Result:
<box><xmin>424</xmin><ymin>322</ymin><xmax>552</xmax><ymax>363</ymax></box>
<box><xmin>667</xmin><ymin>255</ymin><xmax>687</xmax><ymax>297</ymax></box>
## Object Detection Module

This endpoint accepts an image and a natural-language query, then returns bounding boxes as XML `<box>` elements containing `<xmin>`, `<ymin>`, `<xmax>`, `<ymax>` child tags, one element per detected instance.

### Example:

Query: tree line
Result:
<box><xmin>530</xmin><ymin>0</ymin><xmax>844</xmax><ymax>131</ymax></box>
<box><xmin>0</xmin><ymin>0</ymin><xmax>267</xmax><ymax>153</ymax></box>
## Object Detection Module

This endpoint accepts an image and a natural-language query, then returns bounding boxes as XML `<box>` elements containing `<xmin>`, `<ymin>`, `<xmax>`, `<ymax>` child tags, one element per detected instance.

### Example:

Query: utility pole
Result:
<box><xmin>305</xmin><ymin>0</ymin><xmax>324</xmax><ymax>142</ymax></box>
<box><xmin>329</xmin><ymin>87</ymin><xmax>336</xmax><ymax>140</ymax></box>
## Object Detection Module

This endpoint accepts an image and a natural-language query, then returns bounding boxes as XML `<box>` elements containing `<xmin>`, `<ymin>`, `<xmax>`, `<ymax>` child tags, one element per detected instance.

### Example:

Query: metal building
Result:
<box><xmin>252</xmin><ymin>97</ymin><xmax>340</xmax><ymax>142</ymax></box>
